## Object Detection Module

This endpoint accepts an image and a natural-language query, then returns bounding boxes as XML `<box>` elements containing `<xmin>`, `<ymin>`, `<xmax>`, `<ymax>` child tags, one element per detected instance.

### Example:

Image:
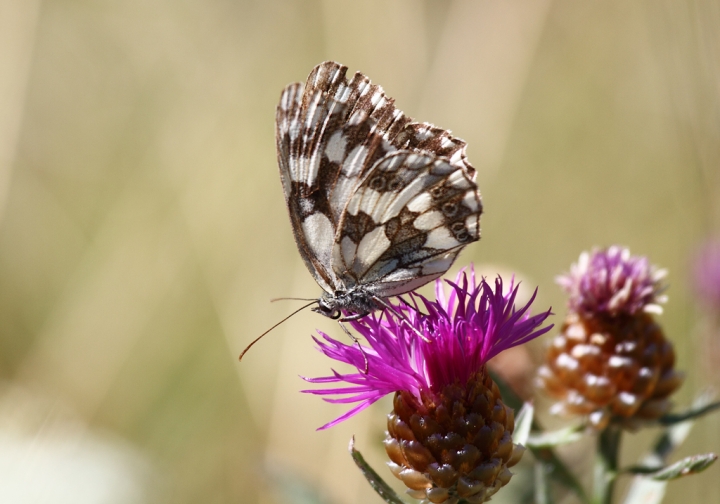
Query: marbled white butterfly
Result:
<box><xmin>276</xmin><ymin>61</ymin><xmax>483</xmax><ymax>320</ymax></box>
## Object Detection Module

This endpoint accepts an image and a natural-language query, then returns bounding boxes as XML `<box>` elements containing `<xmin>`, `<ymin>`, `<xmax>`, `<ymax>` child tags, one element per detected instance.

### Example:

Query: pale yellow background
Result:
<box><xmin>0</xmin><ymin>0</ymin><xmax>718</xmax><ymax>503</ymax></box>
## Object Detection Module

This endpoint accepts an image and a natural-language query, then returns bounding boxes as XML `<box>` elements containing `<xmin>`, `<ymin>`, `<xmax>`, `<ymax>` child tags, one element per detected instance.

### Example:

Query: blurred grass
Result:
<box><xmin>0</xmin><ymin>0</ymin><xmax>718</xmax><ymax>503</ymax></box>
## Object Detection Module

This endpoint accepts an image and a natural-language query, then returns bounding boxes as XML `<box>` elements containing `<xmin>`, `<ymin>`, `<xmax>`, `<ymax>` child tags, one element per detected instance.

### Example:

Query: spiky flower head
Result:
<box><xmin>557</xmin><ymin>245</ymin><xmax>667</xmax><ymax>317</ymax></box>
<box><xmin>304</xmin><ymin>269</ymin><xmax>553</xmax><ymax>503</ymax></box>
<box><xmin>538</xmin><ymin>246</ymin><xmax>683</xmax><ymax>430</ymax></box>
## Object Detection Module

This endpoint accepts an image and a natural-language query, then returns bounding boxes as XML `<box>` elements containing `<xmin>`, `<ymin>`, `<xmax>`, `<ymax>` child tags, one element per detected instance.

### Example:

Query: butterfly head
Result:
<box><xmin>313</xmin><ymin>295</ymin><xmax>342</xmax><ymax>320</ymax></box>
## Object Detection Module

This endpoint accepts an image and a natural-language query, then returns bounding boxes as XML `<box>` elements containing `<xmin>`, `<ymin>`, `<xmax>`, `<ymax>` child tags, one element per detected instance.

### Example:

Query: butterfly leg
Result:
<box><xmin>338</xmin><ymin>321</ymin><xmax>369</xmax><ymax>374</ymax></box>
<box><xmin>374</xmin><ymin>297</ymin><xmax>432</xmax><ymax>343</ymax></box>
<box><xmin>338</xmin><ymin>312</ymin><xmax>368</xmax><ymax>322</ymax></box>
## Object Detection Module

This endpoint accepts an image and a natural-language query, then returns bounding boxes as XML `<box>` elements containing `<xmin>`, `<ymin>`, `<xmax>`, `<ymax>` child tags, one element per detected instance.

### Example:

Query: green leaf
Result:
<box><xmin>648</xmin><ymin>453</ymin><xmax>717</xmax><ymax>481</ymax></box>
<box><xmin>514</xmin><ymin>403</ymin><xmax>534</xmax><ymax>446</ymax></box>
<box><xmin>659</xmin><ymin>400</ymin><xmax>720</xmax><ymax>426</ymax></box>
<box><xmin>526</xmin><ymin>425</ymin><xmax>583</xmax><ymax>449</ymax></box>
<box><xmin>349</xmin><ymin>437</ymin><xmax>406</xmax><ymax>504</ymax></box>
<box><xmin>622</xmin><ymin>392</ymin><xmax>713</xmax><ymax>504</ymax></box>
<box><xmin>651</xmin><ymin>392</ymin><xmax>713</xmax><ymax>461</ymax></box>
<box><xmin>624</xmin><ymin>453</ymin><xmax>717</xmax><ymax>480</ymax></box>
<box><xmin>622</xmin><ymin>477</ymin><xmax>667</xmax><ymax>504</ymax></box>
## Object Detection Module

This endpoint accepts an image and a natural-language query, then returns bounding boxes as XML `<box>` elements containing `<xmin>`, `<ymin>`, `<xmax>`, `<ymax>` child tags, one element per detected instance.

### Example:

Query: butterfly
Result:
<box><xmin>276</xmin><ymin>61</ymin><xmax>483</xmax><ymax>321</ymax></box>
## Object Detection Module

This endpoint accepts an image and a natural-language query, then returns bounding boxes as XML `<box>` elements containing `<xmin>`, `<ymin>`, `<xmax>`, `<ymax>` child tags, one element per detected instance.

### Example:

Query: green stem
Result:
<box><xmin>594</xmin><ymin>424</ymin><xmax>622</xmax><ymax>504</ymax></box>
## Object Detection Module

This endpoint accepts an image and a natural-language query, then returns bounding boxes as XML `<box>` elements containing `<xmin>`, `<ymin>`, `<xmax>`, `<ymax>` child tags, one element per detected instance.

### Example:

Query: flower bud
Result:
<box><xmin>537</xmin><ymin>247</ymin><xmax>683</xmax><ymax>429</ymax></box>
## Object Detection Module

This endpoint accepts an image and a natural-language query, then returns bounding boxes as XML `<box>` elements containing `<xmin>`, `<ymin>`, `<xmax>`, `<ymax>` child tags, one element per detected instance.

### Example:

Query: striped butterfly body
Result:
<box><xmin>276</xmin><ymin>61</ymin><xmax>483</xmax><ymax>320</ymax></box>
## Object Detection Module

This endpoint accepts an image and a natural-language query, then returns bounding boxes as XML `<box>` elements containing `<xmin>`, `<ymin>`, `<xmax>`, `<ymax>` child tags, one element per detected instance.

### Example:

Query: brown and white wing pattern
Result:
<box><xmin>275</xmin><ymin>61</ymin><xmax>483</xmax><ymax>316</ymax></box>
<box><xmin>333</xmin><ymin>151</ymin><xmax>481</xmax><ymax>298</ymax></box>
<box><xmin>276</xmin><ymin>62</ymin><xmax>406</xmax><ymax>293</ymax></box>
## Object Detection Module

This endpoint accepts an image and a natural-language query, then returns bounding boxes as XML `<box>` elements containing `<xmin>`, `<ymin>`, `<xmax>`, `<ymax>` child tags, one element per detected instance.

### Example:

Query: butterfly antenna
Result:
<box><xmin>270</xmin><ymin>297</ymin><xmax>317</xmax><ymax>302</ymax></box>
<box><xmin>374</xmin><ymin>297</ymin><xmax>432</xmax><ymax>343</ymax></box>
<box><xmin>239</xmin><ymin>300</ymin><xmax>317</xmax><ymax>362</ymax></box>
<box><xmin>338</xmin><ymin>322</ymin><xmax>369</xmax><ymax>374</ymax></box>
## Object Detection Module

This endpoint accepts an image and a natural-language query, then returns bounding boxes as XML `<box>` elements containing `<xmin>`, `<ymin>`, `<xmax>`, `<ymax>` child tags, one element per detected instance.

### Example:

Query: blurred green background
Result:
<box><xmin>0</xmin><ymin>0</ymin><xmax>718</xmax><ymax>503</ymax></box>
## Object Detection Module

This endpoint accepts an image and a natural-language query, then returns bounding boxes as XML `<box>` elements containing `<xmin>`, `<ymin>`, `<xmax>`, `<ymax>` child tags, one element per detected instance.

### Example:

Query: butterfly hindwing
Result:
<box><xmin>332</xmin><ymin>151</ymin><xmax>481</xmax><ymax>297</ymax></box>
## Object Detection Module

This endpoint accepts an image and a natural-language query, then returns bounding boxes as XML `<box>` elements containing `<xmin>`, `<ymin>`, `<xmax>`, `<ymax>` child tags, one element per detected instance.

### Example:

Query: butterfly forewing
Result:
<box><xmin>277</xmin><ymin>63</ymin><xmax>401</xmax><ymax>292</ymax></box>
<box><xmin>275</xmin><ymin>61</ymin><xmax>483</xmax><ymax>317</ymax></box>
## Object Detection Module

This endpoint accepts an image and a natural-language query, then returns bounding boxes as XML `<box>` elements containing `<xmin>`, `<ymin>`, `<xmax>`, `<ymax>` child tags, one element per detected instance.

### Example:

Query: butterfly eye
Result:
<box><xmin>314</xmin><ymin>299</ymin><xmax>342</xmax><ymax>320</ymax></box>
<box><xmin>369</xmin><ymin>176</ymin><xmax>386</xmax><ymax>191</ymax></box>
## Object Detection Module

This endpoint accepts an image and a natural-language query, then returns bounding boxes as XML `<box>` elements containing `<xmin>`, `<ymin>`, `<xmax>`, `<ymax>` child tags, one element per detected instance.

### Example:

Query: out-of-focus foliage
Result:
<box><xmin>0</xmin><ymin>0</ymin><xmax>718</xmax><ymax>503</ymax></box>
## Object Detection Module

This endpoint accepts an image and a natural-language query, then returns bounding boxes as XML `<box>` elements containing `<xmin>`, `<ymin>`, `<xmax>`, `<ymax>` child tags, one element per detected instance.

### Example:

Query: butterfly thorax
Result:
<box><xmin>313</xmin><ymin>286</ymin><xmax>381</xmax><ymax>320</ymax></box>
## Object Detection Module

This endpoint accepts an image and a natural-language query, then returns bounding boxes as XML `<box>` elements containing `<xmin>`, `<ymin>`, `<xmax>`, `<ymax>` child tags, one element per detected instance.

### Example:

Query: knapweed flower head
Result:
<box><xmin>557</xmin><ymin>246</ymin><xmax>667</xmax><ymax>317</ymax></box>
<box><xmin>304</xmin><ymin>269</ymin><xmax>552</xmax><ymax>428</ymax></box>
<box><xmin>538</xmin><ymin>246</ymin><xmax>683</xmax><ymax>430</ymax></box>
<box><xmin>304</xmin><ymin>268</ymin><xmax>553</xmax><ymax>503</ymax></box>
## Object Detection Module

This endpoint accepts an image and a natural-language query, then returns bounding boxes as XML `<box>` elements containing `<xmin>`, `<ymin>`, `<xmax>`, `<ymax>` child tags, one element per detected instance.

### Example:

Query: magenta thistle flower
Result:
<box><xmin>303</xmin><ymin>269</ymin><xmax>553</xmax><ymax>430</ymax></box>
<box><xmin>304</xmin><ymin>268</ymin><xmax>552</xmax><ymax>502</ymax></box>
<box><xmin>556</xmin><ymin>245</ymin><xmax>667</xmax><ymax>317</ymax></box>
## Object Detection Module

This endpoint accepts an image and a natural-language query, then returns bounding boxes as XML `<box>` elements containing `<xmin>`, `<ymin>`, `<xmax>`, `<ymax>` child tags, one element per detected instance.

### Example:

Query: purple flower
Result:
<box><xmin>692</xmin><ymin>239</ymin><xmax>720</xmax><ymax>310</ymax></box>
<box><xmin>556</xmin><ymin>246</ymin><xmax>667</xmax><ymax>317</ymax></box>
<box><xmin>539</xmin><ymin>247</ymin><xmax>682</xmax><ymax>429</ymax></box>
<box><xmin>303</xmin><ymin>268</ymin><xmax>553</xmax><ymax>430</ymax></box>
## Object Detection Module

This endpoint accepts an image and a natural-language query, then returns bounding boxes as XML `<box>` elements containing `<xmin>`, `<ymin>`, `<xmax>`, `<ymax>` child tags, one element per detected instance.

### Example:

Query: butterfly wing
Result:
<box><xmin>276</xmin><ymin>61</ymin><xmax>481</xmax><ymax>301</ymax></box>
<box><xmin>332</xmin><ymin>150</ymin><xmax>482</xmax><ymax>298</ymax></box>
<box><xmin>276</xmin><ymin>62</ymin><xmax>411</xmax><ymax>292</ymax></box>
